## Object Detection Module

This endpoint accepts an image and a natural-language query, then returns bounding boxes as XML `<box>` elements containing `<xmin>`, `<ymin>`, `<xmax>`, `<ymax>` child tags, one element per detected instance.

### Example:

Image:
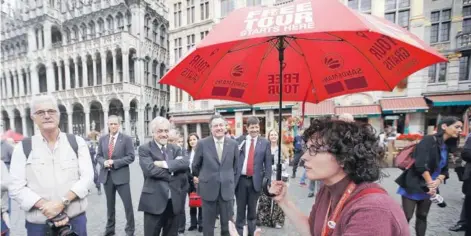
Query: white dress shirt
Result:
<box><xmin>241</xmin><ymin>135</ymin><xmax>257</xmax><ymax>175</ymax></box>
<box><xmin>189</xmin><ymin>149</ymin><xmax>195</xmax><ymax>171</ymax></box>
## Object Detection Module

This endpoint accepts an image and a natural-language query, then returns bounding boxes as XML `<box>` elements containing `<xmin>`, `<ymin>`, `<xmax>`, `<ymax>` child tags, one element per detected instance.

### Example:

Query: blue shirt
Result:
<box><xmin>294</xmin><ymin>136</ymin><xmax>303</xmax><ymax>152</ymax></box>
<box><xmin>397</xmin><ymin>144</ymin><xmax>448</xmax><ymax>200</ymax></box>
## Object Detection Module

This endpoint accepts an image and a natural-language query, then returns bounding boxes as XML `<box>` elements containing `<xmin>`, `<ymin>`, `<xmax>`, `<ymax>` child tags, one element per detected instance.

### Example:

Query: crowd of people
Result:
<box><xmin>0</xmin><ymin>94</ymin><xmax>470</xmax><ymax>236</ymax></box>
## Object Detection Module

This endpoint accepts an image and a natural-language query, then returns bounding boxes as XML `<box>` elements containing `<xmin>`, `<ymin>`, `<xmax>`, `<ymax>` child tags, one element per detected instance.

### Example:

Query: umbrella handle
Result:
<box><xmin>262</xmin><ymin>163</ymin><xmax>282</xmax><ymax>197</ymax></box>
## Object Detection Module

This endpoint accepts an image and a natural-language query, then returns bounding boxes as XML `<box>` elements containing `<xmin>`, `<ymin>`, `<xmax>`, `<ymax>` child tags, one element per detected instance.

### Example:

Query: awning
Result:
<box><xmin>170</xmin><ymin>115</ymin><xmax>212</xmax><ymax>124</ymax></box>
<box><xmin>335</xmin><ymin>105</ymin><xmax>381</xmax><ymax>118</ymax></box>
<box><xmin>425</xmin><ymin>93</ymin><xmax>471</xmax><ymax>106</ymax></box>
<box><xmin>304</xmin><ymin>100</ymin><xmax>335</xmax><ymax>117</ymax></box>
<box><xmin>253</xmin><ymin>102</ymin><xmax>294</xmax><ymax>110</ymax></box>
<box><xmin>380</xmin><ymin>97</ymin><xmax>429</xmax><ymax>114</ymax></box>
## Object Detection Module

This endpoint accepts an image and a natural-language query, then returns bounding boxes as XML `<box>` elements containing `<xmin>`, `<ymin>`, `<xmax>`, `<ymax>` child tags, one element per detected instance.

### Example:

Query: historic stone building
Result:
<box><xmin>0</xmin><ymin>0</ymin><xmax>171</xmax><ymax>142</ymax></box>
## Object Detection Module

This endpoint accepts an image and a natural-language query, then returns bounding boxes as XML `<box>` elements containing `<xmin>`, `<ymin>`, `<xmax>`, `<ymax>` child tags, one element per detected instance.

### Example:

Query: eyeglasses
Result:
<box><xmin>303</xmin><ymin>144</ymin><xmax>330</xmax><ymax>156</ymax></box>
<box><xmin>34</xmin><ymin>109</ymin><xmax>58</xmax><ymax>117</ymax></box>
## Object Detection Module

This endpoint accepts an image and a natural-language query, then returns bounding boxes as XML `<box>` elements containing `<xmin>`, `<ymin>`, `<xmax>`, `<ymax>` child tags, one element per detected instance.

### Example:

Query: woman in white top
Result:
<box><xmin>256</xmin><ymin>129</ymin><xmax>289</xmax><ymax>229</ymax></box>
<box><xmin>187</xmin><ymin>133</ymin><xmax>203</xmax><ymax>232</ymax></box>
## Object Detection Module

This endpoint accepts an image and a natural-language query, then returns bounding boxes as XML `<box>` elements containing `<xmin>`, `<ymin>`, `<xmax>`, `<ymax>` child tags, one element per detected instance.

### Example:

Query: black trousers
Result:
<box><xmin>401</xmin><ymin>196</ymin><xmax>432</xmax><ymax>236</ymax></box>
<box><xmin>292</xmin><ymin>150</ymin><xmax>304</xmax><ymax>174</ymax></box>
<box><xmin>235</xmin><ymin>176</ymin><xmax>260</xmax><ymax>236</ymax></box>
<box><xmin>103</xmin><ymin>176</ymin><xmax>134</xmax><ymax>236</ymax></box>
<box><xmin>144</xmin><ymin>200</ymin><xmax>178</xmax><ymax>236</ymax></box>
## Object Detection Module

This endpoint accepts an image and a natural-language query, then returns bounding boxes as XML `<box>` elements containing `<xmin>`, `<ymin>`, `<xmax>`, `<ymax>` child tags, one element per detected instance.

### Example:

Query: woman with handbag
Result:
<box><xmin>256</xmin><ymin>129</ymin><xmax>289</xmax><ymax>229</ymax></box>
<box><xmin>187</xmin><ymin>133</ymin><xmax>203</xmax><ymax>232</ymax></box>
<box><xmin>396</xmin><ymin>116</ymin><xmax>463</xmax><ymax>236</ymax></box>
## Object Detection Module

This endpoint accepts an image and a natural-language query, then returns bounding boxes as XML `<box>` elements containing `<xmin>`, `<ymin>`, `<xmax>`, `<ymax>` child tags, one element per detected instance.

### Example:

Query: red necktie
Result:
<box><xmin>246</xmin><ymin>138</ymin><xmax>255</xmax><ymax>176</ymax></box>
<box><xmin>108</xmin><ymin>136</ymin><xmax>115</xmax><ymax>159</ymax></box>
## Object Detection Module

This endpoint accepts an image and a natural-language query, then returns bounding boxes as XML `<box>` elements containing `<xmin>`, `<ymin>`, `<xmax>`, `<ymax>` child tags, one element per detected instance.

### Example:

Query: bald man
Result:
<box><xmin>338</xmin><ymin>113</ymin><xmax>354</xmax><ymax>122</ymax></box>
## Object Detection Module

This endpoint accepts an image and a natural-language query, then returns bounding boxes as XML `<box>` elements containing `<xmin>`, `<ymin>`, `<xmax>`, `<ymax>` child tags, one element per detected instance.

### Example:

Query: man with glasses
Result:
<box><xmin>9</xmin><ymin>95</ymin><xmax>94</xmax><ymax>235</ymax></box>
<box><xmin>192</xmin><ymin>114</ymin><xmax>239</xmax><ymax>236</ymax></box>
<box><xmin>96</xmin><ymin>115</ymin><xmax>135</xmax><ymax>236</ymax></box>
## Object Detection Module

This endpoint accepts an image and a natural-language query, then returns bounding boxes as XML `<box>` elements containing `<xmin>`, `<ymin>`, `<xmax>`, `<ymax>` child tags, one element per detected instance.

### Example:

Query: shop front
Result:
<box><xmin>301</xmin><ymin>100</ymin><xmax>335</xmax><ymax>126</ymax></box>
<box><xmin>379</xmin><ymin>97</ymin><xmax>429</xmax><ymax>134</ymax></box>
<box><xmin>424</xmin><ymin>93</ymin><xmax>471</xmax><ymax>135</ymax></box>
<box><xmin>334</xmin><ymin>105</ymin><xmax>382</xmax><ymax>131</ymax></box>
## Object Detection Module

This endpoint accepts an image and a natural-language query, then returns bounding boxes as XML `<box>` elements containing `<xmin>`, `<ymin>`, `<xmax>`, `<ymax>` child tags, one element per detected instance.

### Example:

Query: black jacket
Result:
<box><xmin>461</xmin><ymin>134</ymin><xmax>471</xmax><ymax>195</ymax></box>
<box><xmin>395</xmin><ymin>134</ymin><xmax>450</xmax><ymax>194</ymax></box>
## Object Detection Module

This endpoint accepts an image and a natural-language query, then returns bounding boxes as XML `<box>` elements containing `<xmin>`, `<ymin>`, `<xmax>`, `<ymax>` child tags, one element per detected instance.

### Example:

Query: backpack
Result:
<box><xmin>394</xmin><ymin>143</ymin><xmax>417</xmax><ymax>170</ymax></box>
<box><xmin>22</xmin><ymin>134</ymin><xmax>78</xmax><ymax>159</ymax></box>
<box><xmin>394</xmin><ymin>136</ymin><xmax>437</xmax><ymax>170</ymax></box>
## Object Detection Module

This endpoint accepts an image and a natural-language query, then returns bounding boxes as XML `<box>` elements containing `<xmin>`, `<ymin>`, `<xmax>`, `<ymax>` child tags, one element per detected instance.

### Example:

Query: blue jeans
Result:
<box><xmin>300</xmin><ymin>169</ymin><xmax>307</xmax><ymax>184</ymax></box>
<box><xmin>25</xmin><ymin>213</ymin><xmax>87</xmax><ymax>236</ymax></box>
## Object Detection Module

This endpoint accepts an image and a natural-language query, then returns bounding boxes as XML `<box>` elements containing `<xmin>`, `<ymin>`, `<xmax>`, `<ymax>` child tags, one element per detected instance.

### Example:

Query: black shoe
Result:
<box><xmin>188</xmin><ymin>226</ymin><xmax>197</xmax><ymax>231</ymax></box>
<box><xmin>198</xmin><ymin>226</ymin><xmax>203</xmax><ymax>232</ymax></box>
<box><xmin>97</xmin><ymin>189</ymin><xmax>102</xmax><ymax>195</ymax></box>
<box><xmin>307</xmin><ymin>192</ymin><xmax>314</xmax><ymax>198</ymax></box>
<box><xmin>291</xmin><ymin>173</ymin><xmax>296</xmax><ymax>178</ymax></box>
<box><xmin>449</xmin><ymin>224</ymin><xmax>466</xmax><ymax>232</ymax></box>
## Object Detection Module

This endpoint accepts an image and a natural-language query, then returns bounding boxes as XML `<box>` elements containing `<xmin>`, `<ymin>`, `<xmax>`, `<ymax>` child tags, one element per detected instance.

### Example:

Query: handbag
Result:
<box><xmin>189</xmin><ymin>192</ymin><xmax>202</xmax><ymax>208</ymax></box>
<box><xmin>456</xmin><ymin>166</ymin><xmax>465</xmax><ymax>181</ymax></box>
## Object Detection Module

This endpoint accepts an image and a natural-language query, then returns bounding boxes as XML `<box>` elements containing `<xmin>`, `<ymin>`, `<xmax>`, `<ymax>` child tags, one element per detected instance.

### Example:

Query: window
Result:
<box><xmin>464</xmin><ymin>19</ymin><xmax>471</xmax><ymax>33</ymax></box>
<box><xmin>347</xmin><ymin>0</ymin><xmax>371</xmax><ymax>12</ymax></box>
<box><xmin>464</xmin><ymin>6</ymin><xmax>471</xmax><ymax>17</ymax></box>
<box><xmin>174</xmin><ymin>38</ymin><xmax>182</xmax><ymax>63</ymax></box>
<box><xmin>186</xmin><ymin>0</ymin><xmax>195</xmax><ymax>25</ymax></box>
<box><xmin>200</xmin><ymin>0</ymin><xmax>209</xmax><ymax>20</ymax></box>
<box><xmin>187</xmin><ymin>34</ymin><xmax>195</xmax><ymax>50</ymax></box>
<box><xmin>246</xmin><ymin>0</ymin><xmax>261</xmax><ymax>7</ymax></box>
<box><xmin>221</xmin><ymin>0</ymin><xmax>234</xmax><ymax>17</ymax></box>
<box><xmin>174</xmin><ymin>2</ymin><xmax>182</xmax><ymax>28</ymax></box>
<box><xmin>428</xmin><ymin>62</ymin><xmax>448</xmax><ymax>83</ymax></box>
<box><xmin>459</xmin><ymin>55</ymin><xmax>470</xmax><ymax>81</ymax></box>
<box><xmin>153</xmin><ymin>21</ymin><xmax>159</xmax><ymax>43</ymax></box>
<box><xmin>430</xmin><ymin>10</ymin><xmax>451</xmax><ymax>43</ymax></box>
<box><xmin>200</xmin><ymin>30</ymin><xmax>209</xmax><ymax>40</ymax></box>
<box><xmin>384</xmin><ymin>0</ymin><xmax>410</xmax><ymax>29</ymax></box>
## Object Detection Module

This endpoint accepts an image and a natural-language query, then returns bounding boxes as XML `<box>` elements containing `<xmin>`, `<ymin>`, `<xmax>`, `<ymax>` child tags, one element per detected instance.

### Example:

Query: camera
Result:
<box><xmin>45</xmin><ymin>213</ymin><xmax>79</xmax><ymax>236</ymax></box>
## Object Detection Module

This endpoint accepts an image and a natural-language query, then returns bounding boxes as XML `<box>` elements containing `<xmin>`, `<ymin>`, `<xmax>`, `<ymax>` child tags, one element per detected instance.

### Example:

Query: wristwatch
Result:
<box><xmin>61</xmin><ymin>197</ymin><xmax>71</xmax><ymax>207</ymax></box>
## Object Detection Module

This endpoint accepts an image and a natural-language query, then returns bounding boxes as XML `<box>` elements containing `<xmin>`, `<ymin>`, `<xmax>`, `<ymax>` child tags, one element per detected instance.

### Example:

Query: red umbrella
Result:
<box><xmin>160</xmin><ymin>0</ymin><xmax>447</xmax><ymax>185</ymax></box>
<box><xmin>2</xmin><ymin>129</ymin><xmax>24</xmax><ymax>142</ymax></box>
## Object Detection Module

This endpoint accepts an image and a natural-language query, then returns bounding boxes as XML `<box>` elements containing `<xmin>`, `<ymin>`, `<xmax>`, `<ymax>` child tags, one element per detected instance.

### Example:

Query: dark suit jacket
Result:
<box><xmin>462</xmin><ymin>135</ymin><xmax>471</xmax><ymax>180</ymax></box>
<box><xmin>192</xmin><ymin>136</ymin><xmax>239</xmax><ymax>201</ymax></box>
<box><xmin>96</xmin><ymin>133</ymin><xmax>135</xmax><ymax>185</ymax></box>
<box><xmin>137</xmin><ymin>141</ymin><xmax>189</xmax><ymax>215</ymax></box>
<box><xmin>395</xmin><ymin>134</ymin><xmax>450</xmax><ymax>194</ymax></box>
<box><xmin>235</xmin><ymin>136</ymin><xmax>272</xmax><ymax>192</ymax></box>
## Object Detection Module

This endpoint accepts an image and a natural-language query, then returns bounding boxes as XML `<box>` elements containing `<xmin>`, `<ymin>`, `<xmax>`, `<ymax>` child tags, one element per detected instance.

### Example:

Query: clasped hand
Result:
<box><xmin>41</xmin><ymin>201</ymin><xmax>70</xmax><ymax>227</ymax></box>
<box><xmin>104</xmin><ymin>159</ymin><xmax>114</xmax><ymax>168</ymax></box>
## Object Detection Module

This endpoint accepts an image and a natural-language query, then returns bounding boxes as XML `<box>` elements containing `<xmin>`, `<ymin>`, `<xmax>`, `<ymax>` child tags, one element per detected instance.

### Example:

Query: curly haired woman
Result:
<box><xmin>269</xmin><ymin>118</ymin><xmax>410</xmax><ymax>236</ymax></box>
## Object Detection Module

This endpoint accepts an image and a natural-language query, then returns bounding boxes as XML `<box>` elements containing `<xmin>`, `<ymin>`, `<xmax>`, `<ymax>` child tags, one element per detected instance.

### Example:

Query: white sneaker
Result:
<box><xmin>275</xmin><ymin>224</ymin><xmax>282</xmax><ymax>229</ymax></box>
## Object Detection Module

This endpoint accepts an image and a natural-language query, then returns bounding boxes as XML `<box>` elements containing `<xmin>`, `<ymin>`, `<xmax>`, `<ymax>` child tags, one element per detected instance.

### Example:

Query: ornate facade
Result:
<box><xmin>0</xmin><ymin>0</ymin><xmax>171</xmax><ymax>142</ymax></box>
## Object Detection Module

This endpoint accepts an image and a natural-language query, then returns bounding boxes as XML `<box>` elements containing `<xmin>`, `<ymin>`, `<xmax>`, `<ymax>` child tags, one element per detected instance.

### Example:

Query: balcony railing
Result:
<box><xmin>456</xmin><ymin>31</ymin><xmax>471</xmax><ymax>50</ymax></box>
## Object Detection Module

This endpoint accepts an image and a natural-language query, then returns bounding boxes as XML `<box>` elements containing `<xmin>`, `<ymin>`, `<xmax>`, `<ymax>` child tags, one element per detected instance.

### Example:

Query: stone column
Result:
<box><xmin>235</xmin><ymin>111</ymin><xmax>243</xmax><ymax>137</ymax></box>
<box><xmin>74</xmin><ymin>58</ymin><xmax>79</xmax><ymax>87</ymax></box>
<box><xmin>183</xmin><ymin>124</ymin><xmax>188</xmax><ymax>148</ymax></box>
<box><xmin>19</xmin><ymin>71</ymin><xmax>25</xmax><ymax>96</ymax></box>
<box><xmin>46</xmin><ymin>62</ymin><xmax>56</xmax><ymax>93</ymax></box>
<box><xmin>103</xmin><ymin>109</ymin><xmax>109</xmax><ymax>133</ymax></box>
<box><xmin>21</xmin><ymin>115</ymin><xmax>28</xmax><ymax>136</ymax></box>
<box><xmin>43</xmin><ymin>22</ymin><xmax>52</xmax><ymax>49</ymax></box>
<box><xmin>101</xmin><ymin>53</ymin><xmax>107</xmax><ymax>84</ymax></box>
<box><xmin>12</xmin><ymin>72</ymin><xmax>18</xmax><ymax>97</ymax></box>
<box><xmin>0</xmin><ymin>78</ymin><xmax>5</xmax><ymax>98</ymax></box>
<box><xmin>82</xmin><ymin>56</ymin><xmax>88</xmax><ymax>87</ymax></box>
<box><xmin>92</xmin><ymin>55</ymin><xmax>97</xmax><ymax>86</ymax></box>
<box><xmin>124</xmin><ymin>106</ymin><xmax>130</xmax><ymax>135</ymax></box>
<box><xmin>6</xmin><ymin>75</ymin><xmax>12</xmax><ymax>98</ymax></box>
<box><xmin>65</xmin><ymin>60</ymin><xmax>71</xmax><ymax>89</ymax></box>
<box><xmin>137</xmin><ymin>107</ymin><xmax>144</xmax><ymax>142</ymax></box>
<box><xmin>112</xmin><ymin>50</ymin><xmax>117</xmax><ymax>83</ymax></box>
<box><xmin>58</xmin><ymin>63</ymin><xmax>63</xmax><ymax>90</ymax></box>
<box><xmin>38</xmin><ymin>28</ymin><xmax>44</xmax><ymax>49</ymax></box>
<box><xmin>26</xmin><ymin>70</ymin><xmax>31</xmax><ymax>95</ymax></box>
<box><xmin>9</xmin><ymin>114</ymin><xmax>15</xmax><ymax>132</ymax></box>
<box><xmin>122</xmin><ymin>51</ymin><xmax>129</xmax><ymax>83</ymax></box>
<box><xmin>67</xmin><ymin>112</ymin><xmax>73</xmax><ymax>134</ymax></box>
<box><xmin>196</xmin><ymin>123</ymin><xmax>202</xmax><ymax>139</ymax></box>
<box><xmin>85</xmin><ymin>110</ymin><xmax>90</xmax><ymax>136</ymax></box>
<box><xmin>30</xmin><ymin>64</ymin><xmax>39</xmax><ymax>95</ymax></box>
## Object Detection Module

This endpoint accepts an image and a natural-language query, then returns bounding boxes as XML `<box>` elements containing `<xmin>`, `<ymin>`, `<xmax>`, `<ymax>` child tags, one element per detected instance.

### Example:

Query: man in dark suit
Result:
<box><xmin>138</xmin><ymin>117</ymin><xmax>189</xmax><ymax>236</ymax></box>
<box><xmin>192</xmin><ymin>114</ymin><xmax>239</xmax><ymax>236</ymax></box>
<box><xmin>235</xmin><ymin>116</ymin><xmax>272</xmax><ymax>236</ymax></box>
<box><xmin>96</xmin><ymin>115</ymin><xmax>135</xmax><ymax>236</ymax></box>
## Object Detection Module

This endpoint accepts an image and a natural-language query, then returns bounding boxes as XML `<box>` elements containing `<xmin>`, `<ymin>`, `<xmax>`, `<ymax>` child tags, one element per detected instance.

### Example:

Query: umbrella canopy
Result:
<box><xmin>161</xmin><ymin>0</ymin><xmax>447</xmax><ymax>104</ymax></box>
<box><xmin>2</xmin><ymin>130</ymin><xmax>24</xmax><ymax>142</ymax></box>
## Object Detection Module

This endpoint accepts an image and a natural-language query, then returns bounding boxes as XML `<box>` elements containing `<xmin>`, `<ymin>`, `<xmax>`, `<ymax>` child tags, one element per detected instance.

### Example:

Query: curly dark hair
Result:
<box><xmin>303</xmin><ymin>118</ymin><xmax>385</xmax><ymax>184</ymax></box>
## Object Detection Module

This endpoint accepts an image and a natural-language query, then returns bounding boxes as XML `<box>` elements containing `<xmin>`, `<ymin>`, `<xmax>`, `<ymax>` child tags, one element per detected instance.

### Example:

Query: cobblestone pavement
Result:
<box><xmin>9</xmin><ymin>161</ymin><xmax>466</xmax><ymax>236</ymax></box>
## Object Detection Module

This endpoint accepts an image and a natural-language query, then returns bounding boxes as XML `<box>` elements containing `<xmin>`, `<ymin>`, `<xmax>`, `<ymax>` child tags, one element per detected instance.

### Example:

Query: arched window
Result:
<box><xmin>116</xmin><ymin>13</ymin><xmax>124</xmax><ymax>31</ymax></box>
<box><xmin>98</xmin><ymin>18</ymin><xmax>105</xmax><ymax>35</ymax></box>
<box><xmin>106</xmin><ymin>15</ymin><xmax>114</xmax><ymax>33</ymax></box>
<box><xmin>153</xmin><ymin>20</ymin><xmax>158</xmax><ymax>43</ymax></box>
<box><xmin>89</xmin><ymin>21</ymin><xmax>96</xmax><ymax>38</ymax></box>
<box><xmin>80</xmin><ymin>23</ymin><xmax>87</xmax><ymax>40</ymax></box>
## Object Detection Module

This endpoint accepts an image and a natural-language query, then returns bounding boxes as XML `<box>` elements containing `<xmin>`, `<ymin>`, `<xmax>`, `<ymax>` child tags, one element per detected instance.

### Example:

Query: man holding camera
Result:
<box><xmin>9</xmin><ymin>95</ymin><xmax>94</xmax><ymax>235</ymax></box>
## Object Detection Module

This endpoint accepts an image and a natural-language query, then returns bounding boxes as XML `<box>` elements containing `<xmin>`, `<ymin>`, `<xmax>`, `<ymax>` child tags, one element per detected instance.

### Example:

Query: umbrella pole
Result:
<box><xmin>276</xmin><ymin>36</ymin><xmax>285</xmax><ymax>182</ymax></box>
<box><xmin>263</xmin><ymin>36</ymin><xmax>286</xmax><ymax>198</ymax></box>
